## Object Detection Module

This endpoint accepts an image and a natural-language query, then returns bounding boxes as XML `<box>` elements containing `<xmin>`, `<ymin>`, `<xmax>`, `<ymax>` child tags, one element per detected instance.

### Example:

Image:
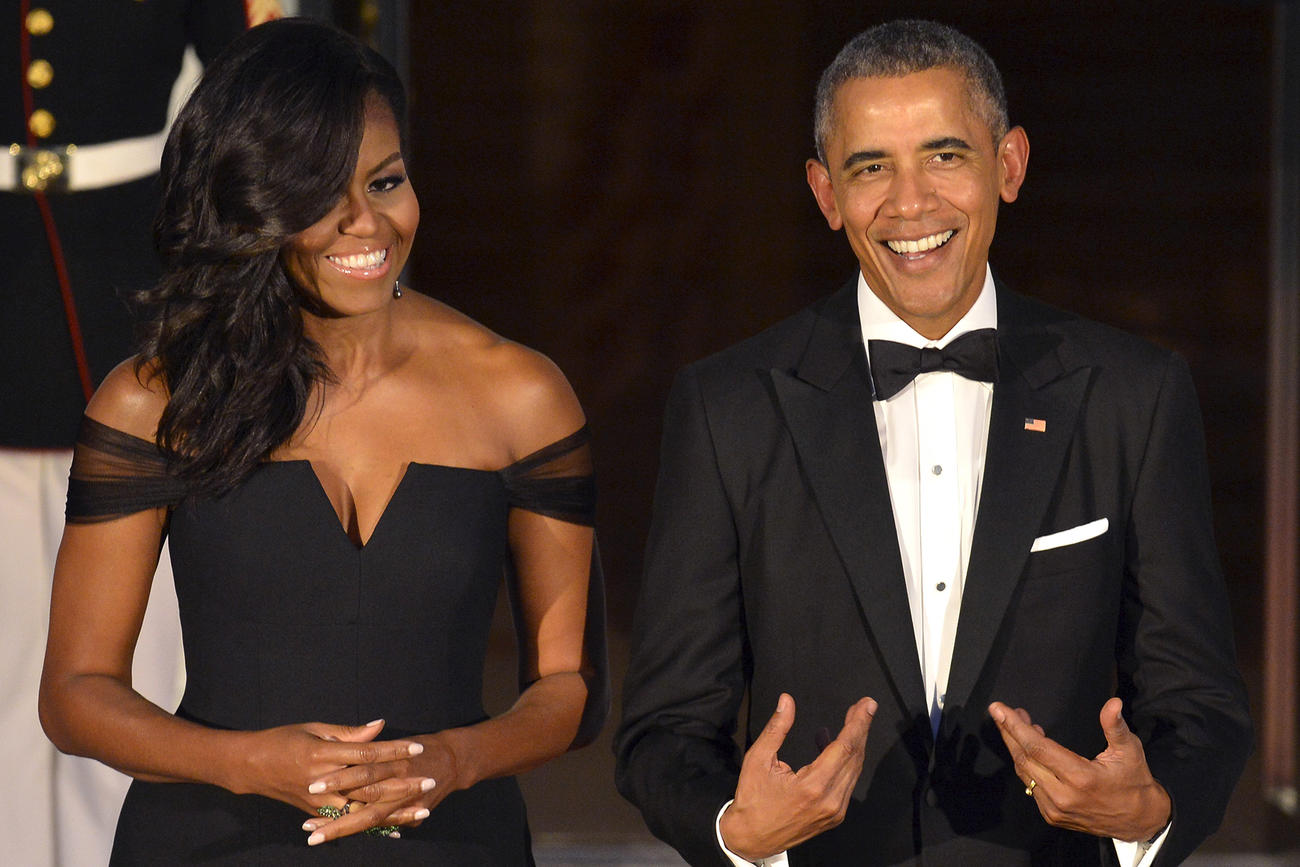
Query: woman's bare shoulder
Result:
<box><xmin>479</xmin><ymin>338</ymin><xmax>586</xmax><ymax>461</ymax></box>
<box><xmin>410</xmin><ymin>295</ymin><xmax>502</xmax><ymax>346</ymax></box>
<box><xmin>408</xmin><ymin>295</ymin><xmax>585</xmax><ymax>458</ymax></box>
<box><xmin>83</xmin><ymin>359</ymin><xmax>169</xmax><ymax>442</ymax></box>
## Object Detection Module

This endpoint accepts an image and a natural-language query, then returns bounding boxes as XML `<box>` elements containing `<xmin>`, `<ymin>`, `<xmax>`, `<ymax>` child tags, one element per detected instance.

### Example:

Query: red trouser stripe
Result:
<box><xmin>19</xmin><ymin>0</ymin><xmax>96</xmax><ymax>402</ymax></box>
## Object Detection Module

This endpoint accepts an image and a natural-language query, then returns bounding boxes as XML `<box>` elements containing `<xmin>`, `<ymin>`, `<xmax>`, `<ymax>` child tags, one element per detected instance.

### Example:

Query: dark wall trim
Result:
<box><xmin>1264</xmin><ymin>0</ymin><xmax>1300</xmax><ymax>818</ymax></box>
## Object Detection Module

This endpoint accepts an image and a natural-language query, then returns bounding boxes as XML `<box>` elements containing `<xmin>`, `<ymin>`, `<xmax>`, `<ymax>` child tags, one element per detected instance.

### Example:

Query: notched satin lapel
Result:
<box><xmin>770</xmin><ymin>286</ymin><xmax>927</xmax><ymax>718</ymax></box>
<box><xmin>942</xmin><ymin>312</ymin><xmax>1090</xmax><ymax>718</ymax></box>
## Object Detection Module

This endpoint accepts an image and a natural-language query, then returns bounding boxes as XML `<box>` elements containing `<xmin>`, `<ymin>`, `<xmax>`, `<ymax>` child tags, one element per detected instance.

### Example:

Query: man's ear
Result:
<box><xmin>806</xmin><ymin>158</ymin><xmax>843</xmax><ymax>231</ymax></box>
<box><xmin>998</xmin><ymin>126</ymin><xmax>1029</xmax><ymax>203</ymax></box>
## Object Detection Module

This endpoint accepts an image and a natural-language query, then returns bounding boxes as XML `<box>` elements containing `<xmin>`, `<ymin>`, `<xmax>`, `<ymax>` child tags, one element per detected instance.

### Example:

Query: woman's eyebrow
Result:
<box><xmin>367</xmin><ymin>151</ymin><xmax>404</xmax><ymax>175</ymax></box>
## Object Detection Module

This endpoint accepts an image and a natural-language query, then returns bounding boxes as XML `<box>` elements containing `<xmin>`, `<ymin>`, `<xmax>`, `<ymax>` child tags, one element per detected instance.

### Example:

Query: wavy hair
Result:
<box><xmin>133</xmin><ymin>18</ymin><xmax>406</xmax><ymax>493</ymax></box>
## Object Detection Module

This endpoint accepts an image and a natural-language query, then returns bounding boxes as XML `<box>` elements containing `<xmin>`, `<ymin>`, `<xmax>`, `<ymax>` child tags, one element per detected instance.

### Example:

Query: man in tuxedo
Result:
<box><xmin>614</xmin><ymin>19</ymin><xmax>1251</xmax><ymax>866</ymax></box>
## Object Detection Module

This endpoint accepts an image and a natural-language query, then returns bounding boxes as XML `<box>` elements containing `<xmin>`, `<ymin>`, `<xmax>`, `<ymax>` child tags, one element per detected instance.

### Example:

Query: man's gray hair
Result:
<box><xmin>813</xmin><ymin>20</ymin><xmax>1009</xmax><ymax>164</ymax></box>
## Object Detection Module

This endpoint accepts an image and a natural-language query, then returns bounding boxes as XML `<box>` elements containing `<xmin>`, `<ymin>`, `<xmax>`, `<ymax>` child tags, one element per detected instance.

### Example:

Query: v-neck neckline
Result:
<box><xmin>263</xmin><ymin>460</ymin><xmax>499</xmax><ymax>550</ymax></box>
<box><xmin>305</xmin><ymin>460</ymin><xmax>410</xmax><ymax>550</ymax></box>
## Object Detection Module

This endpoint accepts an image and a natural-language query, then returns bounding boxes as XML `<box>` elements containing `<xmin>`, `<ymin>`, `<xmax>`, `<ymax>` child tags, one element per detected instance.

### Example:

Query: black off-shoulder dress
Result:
<box><xmin>65</xmin><ymin>417</ymin><xmax>606</xmax><ymax>866</ymax></box>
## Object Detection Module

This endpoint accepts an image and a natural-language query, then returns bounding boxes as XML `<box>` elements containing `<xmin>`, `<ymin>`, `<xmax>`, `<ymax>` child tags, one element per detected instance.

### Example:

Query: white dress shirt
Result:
<box><xmin>717</xmin><ymin>267</ymin><xmax>1166</xmax><ymax>867</ymax></box>
<box><xmin>860</xmin><ymin>268</ymin><xmax>997</xmax><ymax>735</ymax></box>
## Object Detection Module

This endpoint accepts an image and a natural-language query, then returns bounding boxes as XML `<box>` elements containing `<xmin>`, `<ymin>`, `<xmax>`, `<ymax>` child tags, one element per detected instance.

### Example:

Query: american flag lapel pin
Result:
<box><xmin>1024</xmin><ymin>417</ymin><xmax>1047</xmax><ymax>433</ymax></box>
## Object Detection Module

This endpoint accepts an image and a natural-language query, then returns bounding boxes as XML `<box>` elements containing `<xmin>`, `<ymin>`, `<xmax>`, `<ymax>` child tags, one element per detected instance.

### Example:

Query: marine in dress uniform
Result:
<box><xmin>0</xmin><ymin>3</ymin><xmax>274</xmax><ymax>864</ymax></box>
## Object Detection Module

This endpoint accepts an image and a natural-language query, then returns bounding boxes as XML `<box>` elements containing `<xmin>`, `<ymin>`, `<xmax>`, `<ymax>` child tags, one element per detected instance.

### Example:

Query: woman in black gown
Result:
<box><xmin>39</xmin><ymin>19</ymin><xmax>606</xmax><ymax>865</ymax></box>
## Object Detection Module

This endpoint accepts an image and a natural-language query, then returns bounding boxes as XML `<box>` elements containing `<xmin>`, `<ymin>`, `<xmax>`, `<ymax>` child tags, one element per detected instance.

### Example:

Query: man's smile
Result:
<box><xmin>884</xmin><ymin>229</ymin><xmax>955</xmax><ymax>258</ymax></box>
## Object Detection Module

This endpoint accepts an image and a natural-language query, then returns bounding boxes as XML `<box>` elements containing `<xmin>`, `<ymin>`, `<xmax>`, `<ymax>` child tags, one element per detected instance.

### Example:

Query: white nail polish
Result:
<box><xmin>420</xmin><ymin>778</ymin><xmax>436</xmax><ymax>792</ymax></box>
<box><xmin>408</xmin><ymin>743</ymin><xmax>424</xmax><ymax>755</ymax></box>
<box><xmin>307</xmin><ymin>832</ymin><xmax>324</xmax><ymax>846</ymax></box>
<box><xmin>301</xmin><ymin>820</ymin><xmax>315</xmax><ymax>831</ymax></box>
<box><xmin>365</xmin><ymin>718</ymin><xmax>383</xmax><ymax>726</ymax></box>
<box><xmin>308</xmin><ymin>782</ymin><xmax>327</xmax><ymax>794</ymax></box>
<box><xmin>414</xmin><ymin>808</ymin><xmax>430</xmax><ymax>820</ymax></box>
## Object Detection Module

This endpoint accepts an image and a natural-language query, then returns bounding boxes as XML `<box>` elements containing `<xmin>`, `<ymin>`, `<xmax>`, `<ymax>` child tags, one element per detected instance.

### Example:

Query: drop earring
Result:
<box><xmin>393</xmin><ymin>279</ymin><xmax>403</xmax><ymax>299</ymax></box>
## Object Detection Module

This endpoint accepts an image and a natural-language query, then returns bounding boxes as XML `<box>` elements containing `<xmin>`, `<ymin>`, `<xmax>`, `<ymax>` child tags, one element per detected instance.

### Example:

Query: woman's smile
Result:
<box><xmin>324</xmin><ymin>246</ymin><xmax>391</xmax><ymax>278</ymax></box>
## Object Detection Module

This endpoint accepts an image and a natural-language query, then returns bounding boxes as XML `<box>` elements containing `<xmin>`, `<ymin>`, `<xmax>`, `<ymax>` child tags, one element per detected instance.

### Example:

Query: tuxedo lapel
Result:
<box><xmin>942</xmin><ymin>289</ymin><xmax>1091</xmax><ymax>719</ymax></box>
<box><xmin>771</xmin><ymin>283</ymin><xmax>928</xmax><ymax>719</ymax></box>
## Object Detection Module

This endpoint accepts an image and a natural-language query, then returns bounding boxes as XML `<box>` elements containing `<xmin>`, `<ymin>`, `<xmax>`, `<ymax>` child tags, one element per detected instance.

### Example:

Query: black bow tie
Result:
<box><xmin>867</xmin><ymin>328</ymin><xmax>999</xmax><ymax>400</ymax></box>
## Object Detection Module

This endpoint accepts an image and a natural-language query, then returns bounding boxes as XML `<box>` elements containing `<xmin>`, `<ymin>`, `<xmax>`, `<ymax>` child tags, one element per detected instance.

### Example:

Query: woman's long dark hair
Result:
<box><xmin>133</xmin><ymin>18</ymin><xmax>407</xmax><ymax>494</ymax></box>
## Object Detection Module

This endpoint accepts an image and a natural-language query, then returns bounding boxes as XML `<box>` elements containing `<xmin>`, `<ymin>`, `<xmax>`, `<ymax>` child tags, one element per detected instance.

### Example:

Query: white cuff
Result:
<box><xmin>714</xmin><ymin>799</ymin><xmax>791</xmax><ymax>867</ymax></box>
<box><xmin>1112</xmin><ymin>819</ymin><xmax>1171</xmax><ymax>867</ymax></box>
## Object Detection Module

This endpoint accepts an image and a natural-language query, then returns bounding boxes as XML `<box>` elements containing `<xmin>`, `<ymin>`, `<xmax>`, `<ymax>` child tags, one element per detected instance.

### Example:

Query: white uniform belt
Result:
<box><xmin>2</xmin><ymin>128</ymin><xmax>167</xmax><ymax>193</ymax></box>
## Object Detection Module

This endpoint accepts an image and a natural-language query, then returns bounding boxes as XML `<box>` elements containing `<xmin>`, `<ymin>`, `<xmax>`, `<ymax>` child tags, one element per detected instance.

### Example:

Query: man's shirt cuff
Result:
<box><xmin>1112</xmin><ymin>820</ymin><xmax>1171</xmax><ymax>867</ymax></box>
<box><xmin>715</xmin><ymin>799</ymin><xmax>791</xmax><ymax>867</ymax></box>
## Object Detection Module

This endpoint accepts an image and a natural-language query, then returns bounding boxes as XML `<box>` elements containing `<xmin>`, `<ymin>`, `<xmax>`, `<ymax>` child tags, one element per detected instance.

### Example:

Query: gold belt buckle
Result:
<box><xmin>10</xmin><ymin>144</ymin><xmax>73</xmax><ymax>193</ymax></box>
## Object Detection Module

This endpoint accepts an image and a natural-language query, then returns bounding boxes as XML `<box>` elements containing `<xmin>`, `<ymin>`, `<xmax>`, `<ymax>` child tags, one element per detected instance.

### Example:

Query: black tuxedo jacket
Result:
<box><xmin>615</xmin><ymin>281</ymin><xmax>1251</xmax><ymax>866</ymax></box>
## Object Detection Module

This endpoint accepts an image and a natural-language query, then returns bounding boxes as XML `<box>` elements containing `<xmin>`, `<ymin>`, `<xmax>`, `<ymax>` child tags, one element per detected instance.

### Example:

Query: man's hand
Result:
<box><xmin>719</xmin><ymin>693</ymin><xmax>876</xmax><ymax>861</ymax></box>
<box><xmin>989</xmin><ymin>697</ymin><xmax>1171</xmax><ymax>843</ymax></box>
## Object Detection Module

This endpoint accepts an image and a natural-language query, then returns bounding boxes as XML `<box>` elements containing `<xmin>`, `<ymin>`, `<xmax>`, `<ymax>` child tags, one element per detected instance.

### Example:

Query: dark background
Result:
<box><xmin>331</xmin><ymin>0</ymin><xmax>1294</xmax><ymax>852</ymax></box>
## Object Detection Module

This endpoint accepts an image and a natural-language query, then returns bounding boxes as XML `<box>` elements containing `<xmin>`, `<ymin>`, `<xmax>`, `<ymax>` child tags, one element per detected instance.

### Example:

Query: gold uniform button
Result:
<box><xmin>27</xmin><ymin>60</ymin><xmax>54</xmax><ymax>89</ymax></box>
<box><xmin>26</xmin><ymin>8</ymin><xmax>54</xmax><ymax>36</ymax></box>
<box><xmin>29</xmin><ymin>109</ymin><xmax>55</xmax><ymax>139</ymax></box>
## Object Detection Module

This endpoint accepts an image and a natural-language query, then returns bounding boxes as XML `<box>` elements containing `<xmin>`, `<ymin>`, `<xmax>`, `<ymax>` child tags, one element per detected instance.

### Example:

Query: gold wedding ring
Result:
<box><xmin>1024</xmin><ymin>779</ymin><xmax>1037</xmax><ymax>796</ymax></box>
<box><xmin>345</xmin><ymin>800</ymin><xmax>366</xmax><ymax>813</ymax></box>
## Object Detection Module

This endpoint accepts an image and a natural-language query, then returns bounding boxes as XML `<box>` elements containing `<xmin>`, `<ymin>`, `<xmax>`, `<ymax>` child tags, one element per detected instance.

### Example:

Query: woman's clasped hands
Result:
<box><xmin>226</xmin><ymin>718</ymin><xmax>458</xmax><ymax>845</ymax></box>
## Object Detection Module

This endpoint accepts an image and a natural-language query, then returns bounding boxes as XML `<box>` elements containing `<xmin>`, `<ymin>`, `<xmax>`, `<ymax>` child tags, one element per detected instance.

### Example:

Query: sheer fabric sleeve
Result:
<box><xmin>498</xmin><ymin>424</ymin><xmax>595</xmax><ymax>526</ymax></box>
<box><xmin>500</xmin><ymin>424</ymin><xmax>608</xmax><ymax>747</ymax></box>
<box><xmin>65</xmin><ymin>416</ymin><xmax>187</xmax><ymax>523</ymax></box>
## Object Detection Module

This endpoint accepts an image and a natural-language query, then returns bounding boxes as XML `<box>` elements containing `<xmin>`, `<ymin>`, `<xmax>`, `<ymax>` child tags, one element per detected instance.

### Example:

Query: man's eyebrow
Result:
<box><xmin>840</xmin><ymin>137</ymin><xmax>974</xmax><ymax>170</ymax></box>
<box><xmin>922</xmin><ymin>136</ymin><xmax>974</xmax><ymax>151</ymax></box>
<box><xmin>842</xmin><ymin>149</ymin><xmax>887</xmax><ymax>170</ymax></box>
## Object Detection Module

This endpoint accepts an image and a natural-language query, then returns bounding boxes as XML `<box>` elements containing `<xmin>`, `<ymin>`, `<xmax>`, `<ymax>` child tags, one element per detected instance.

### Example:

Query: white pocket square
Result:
<box><xmin>1030</xmin><ymin>517</ymin><xmax>1109</xmax><ymax>553</ymax></box>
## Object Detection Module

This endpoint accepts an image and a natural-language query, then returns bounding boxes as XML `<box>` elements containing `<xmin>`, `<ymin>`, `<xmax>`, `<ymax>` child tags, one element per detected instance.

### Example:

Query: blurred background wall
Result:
<box><xmin>301</xmin><ymin>0</ymin><xmax>1298</xmax><ymax>855</ymax></box>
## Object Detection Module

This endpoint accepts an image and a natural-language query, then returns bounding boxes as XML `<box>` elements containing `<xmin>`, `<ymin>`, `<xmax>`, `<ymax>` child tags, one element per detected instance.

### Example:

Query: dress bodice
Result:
<box><xmin>168</xmin><ymin>461</ymin><xmax>512</xmax><ymax>736</ymax></box>
<box><xmin>64</xmin><ymin>416</ymin><xmax>604</xmax><ymax>864</ymax></box>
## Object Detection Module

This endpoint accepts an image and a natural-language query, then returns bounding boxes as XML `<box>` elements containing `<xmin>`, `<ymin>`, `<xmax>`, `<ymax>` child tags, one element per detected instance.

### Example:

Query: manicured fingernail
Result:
<box><xmin>307</xmin><ymin>832</ymin><xmax>324</xmax><ymax>846</ymax></box>
<box><xmin>420</xmin><ymin>777</ymin><xmax>436</xmax><ymax>792</ymax></box>
<box><xmin>414</xmin><ymin>807</ymin><xmax>430</xmax><ymax>820</ymax></box>
<box><xmin>302</xmin><ymin>820</ymin><xmax>317</xmax><ymax>831</ymax></box>
<box><xmin>388</xmin><ymin>831</ymin><xmax>401</xmax><ymax>839</ymax></box>
<box><xmin>308</xmin><ymin>781</ymin><xmax>327</xmax><ymax>794</ymax></box>
<box><xmin>366</xmin><ymin>718</ymin><xmax>384</xmax><ymax>726</ymax></box>
<box><xmin>408</xmin><ymin>743</ymin><xmax>424</xmax><ymax>755</ymax></box>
